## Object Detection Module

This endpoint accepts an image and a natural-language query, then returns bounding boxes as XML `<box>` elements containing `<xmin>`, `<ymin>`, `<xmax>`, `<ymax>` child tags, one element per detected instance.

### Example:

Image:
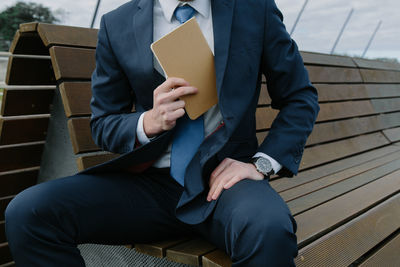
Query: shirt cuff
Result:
<box><xmin>253</xmin><ymin>152</ymin><xmax>282</xmax><ymax>174</ymax></box>
<box><xmin>136</xmin><ymin>112</ymin><xmax>154</xmax><ymax>145</ymax></box>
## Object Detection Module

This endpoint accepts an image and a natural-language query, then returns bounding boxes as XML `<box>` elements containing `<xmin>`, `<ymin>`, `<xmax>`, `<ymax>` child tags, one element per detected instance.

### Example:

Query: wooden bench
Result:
<box><xmin>1</xmin><ymin>22</ymin><xmax>400</xmax><ymax>267</ymax></box>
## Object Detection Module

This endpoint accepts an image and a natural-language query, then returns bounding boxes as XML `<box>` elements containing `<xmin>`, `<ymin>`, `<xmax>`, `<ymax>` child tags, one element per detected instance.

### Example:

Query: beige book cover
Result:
<box><xmin>150</xmin><ymin>17</ymin><xmax>218</xmax><ymax>120</ymax></box>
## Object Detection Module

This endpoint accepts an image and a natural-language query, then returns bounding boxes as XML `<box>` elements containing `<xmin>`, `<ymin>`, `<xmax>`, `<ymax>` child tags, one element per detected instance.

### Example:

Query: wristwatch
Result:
<box><xmin>252</xmin><ymin>157</ymin><xmax>275</xmax><ymax>178</ymax></box>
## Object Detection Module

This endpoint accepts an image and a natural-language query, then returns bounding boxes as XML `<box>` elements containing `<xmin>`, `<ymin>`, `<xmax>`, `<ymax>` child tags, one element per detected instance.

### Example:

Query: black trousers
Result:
<box><xmin>5</xmin><ymin>168</ymin><xmax>298</xmax><ymax>266</ymax></box>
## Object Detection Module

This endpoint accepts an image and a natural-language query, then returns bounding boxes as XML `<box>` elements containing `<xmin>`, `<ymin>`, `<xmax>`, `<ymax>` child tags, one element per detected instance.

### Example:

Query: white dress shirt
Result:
<box><xmin>136</xmin><ymin>0</ymin><xmax>282</xmax><ymax>174</ymax></box>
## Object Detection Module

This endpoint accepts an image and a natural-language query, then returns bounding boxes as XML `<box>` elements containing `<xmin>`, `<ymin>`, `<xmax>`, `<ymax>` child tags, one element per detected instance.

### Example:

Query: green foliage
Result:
<box><xmin>0</xmin><ymin>2</ymin><xmax>60</xmax><ymax>51</ymax></box>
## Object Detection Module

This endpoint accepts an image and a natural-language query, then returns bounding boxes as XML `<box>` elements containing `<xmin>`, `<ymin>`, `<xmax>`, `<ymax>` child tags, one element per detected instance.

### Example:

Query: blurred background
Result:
<box><xmin>0</xmin><ymin>0</ymin><xmax>399</xmax><ymax>85</ymax></box>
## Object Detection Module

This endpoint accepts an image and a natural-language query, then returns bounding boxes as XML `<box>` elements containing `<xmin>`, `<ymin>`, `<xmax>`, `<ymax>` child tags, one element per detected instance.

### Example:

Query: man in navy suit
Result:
<box><xmin>5</xmin><ymin>0</ymin><xmax>319</xmax><ymax>266</ymax></box>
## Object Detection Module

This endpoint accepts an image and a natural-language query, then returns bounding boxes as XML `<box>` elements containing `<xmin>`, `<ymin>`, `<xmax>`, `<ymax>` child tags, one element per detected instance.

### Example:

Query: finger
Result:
<box><xmin>162</xmin><ymin>108</ymin><xmax>185</xmax><ymax>129</ymax></box>
<box><xmin>223</xmin><ymin>176</ymin><xmax>242</xmax><ymax>190</ymax></box>
<box><xmin>156</xmin><ymin>77</ymin><xmax>189</xmax><ymax>93</ymax></box>
<box><xmin>166</xmin><ymin>86</ymin><xmax>198</xmax><ymax>103</ymax></box>
<box><xmin>157</xmin><ymin>86</ymin><xmax>197</xmax><ymax>104</ymax></box>
<box><xmin>207</xmin><ymin>177</ymin><xmax>222</xmax><ymax>201</ymax></box>
<box><xmin>164</xmin><ymin>100</ymin><xmax>185</xmax><ymax>112</ymax></box>
<box><xmin>167</xmin><ymin>108</ymin><xmax>186</xmax><ymax>123</ymax></box>
<box><xmin>210</xmin><ymin>158</ymin><xmax>233</xmax><ymax>186</ymax></box>
<box><xmin>207</xmin><ymin>172</ymin><xmax>224</xmax><ymax>201</ymax></box>
<box><xmin>208</xmin><ymin>167</ymin><xmax>233</xmax><ymax>201</ymax></box>
<box><xmin>211</xmin><ymin>179</ymin><xmax>227</xmax><ymax>201</ymax></box>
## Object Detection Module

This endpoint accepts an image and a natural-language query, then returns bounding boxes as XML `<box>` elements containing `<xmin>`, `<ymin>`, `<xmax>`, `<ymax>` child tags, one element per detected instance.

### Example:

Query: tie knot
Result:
<box><xmin>174</xmin><ymin>5</ymin><xmax>196</xmax><ymax>24</ymax></box>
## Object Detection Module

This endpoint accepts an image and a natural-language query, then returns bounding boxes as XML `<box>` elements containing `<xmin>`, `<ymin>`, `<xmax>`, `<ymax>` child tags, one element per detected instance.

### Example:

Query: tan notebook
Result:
<box><xmin>150</xmin><ymin>17</ymin><xmax>218</xmax><ymax>120</ymax></box>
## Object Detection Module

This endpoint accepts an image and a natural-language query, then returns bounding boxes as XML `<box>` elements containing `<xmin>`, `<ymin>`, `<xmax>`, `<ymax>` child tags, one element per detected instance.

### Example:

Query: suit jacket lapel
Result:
<box><xmin>133</xmin><ymin>0</ymin><xmax>154</xmax><ymax>75</ymax></box>
<box><xmin>212</xmin><ymin>0</ymin><xmax>235</xmax><ymax>98</ymax></box>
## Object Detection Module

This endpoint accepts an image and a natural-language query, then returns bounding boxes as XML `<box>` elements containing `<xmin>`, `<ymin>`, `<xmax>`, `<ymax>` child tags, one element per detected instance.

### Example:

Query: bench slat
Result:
<box><xmin>301</xmin><ymin>52</ymin><xmax>356</xmax><ymax>68</ymax></box>
<box><xmin>258</xmin><ymin>112</ymin><xmax>400</xmax><ymax>147</ymax></box>
<box><xmin>353</xmin><ymin>57</ymin><xmax>400</xmax><ymax>71</ymax></box>
<box><xmin>309</xmin><ymin>99</ymin><xmax>400</xmax><ymax>125</ymax></box>
<box><xmin>281</xmin><ymin>150</ymin><xmax>400</xmax><ymax>203</ymax></box>
<box><xmin>316</xmin><ymin>100</ymin><xmax>374</xmax><ymax>122</ymax></box>
<box><xmin>1</xmin><ymin>88</ymin><xmax>54</xmax><ymax>116</ymax></box>
<box><xmin>289</xmin><ymin>157</ymin><xmax>400</xmax><ymax>216</ymax></box>
<box><xmin>19</xmin><ymin>22</ymin><xmax>38</xmax><ymax>33</ymax></box>
<box><xmin>202</xmin><ymin>250</ymin><xmax>232</xmax><ymax>267</ymax></box>
<box><xmin>271</xmin><ymin>145</ymin><xmax>400</xmax><ymax>193</ymax></box>
<box><xmin>295</xmin><ymin>168</ymin><xmax>400</xmax><ymax>246</ymax></box>
<box><xmin>49</xmin><ymin>46</ymin><xmax>95</xmax><ymax>81</ymax></box>
<box><xmin>0</xmin><ymin>142</ymin><xmax>44</xmax><ymax>172</ymax></box>
<box><xmin>77</xmin><ymin>153</ymin><xmax>119</xmax><ymax>171</ymax></box>
<box><xmin>307</xmin><ymin>112</ymin><xmax>400</xmax><ymax>146</ymax></box>
<box><xmin>166</xmin><ymin>239</ymin><xmax>216</xmax><ymax>266</ymax></box>
<box><xmin>256</xmin><ymin>99</ymin><xmax>400</xmax><ymax>131</ymax></box>
<box><xmin>371</xmin><ymin>98</ymin><xmax>400</xmax><ymax>113</ymax></box>
<box><xmin>383</xmin><ymin>127</ymin><xmax>400</xmax><ymax>143</ymax></box>
<box><xmin>68</xmin><ymin>118</ymin><xmax>99</xmax><ymax>154</ymax></box>
<box><xmin>295</xmin><ymin>193</ymin><xmax>400</xmax><ymax>267</ymax></box>
<box><xmin>5</xmin><ymin>56</ymin><xmax>55</xmax><ymax>85</ymax></box>
<box><xmin>37</xmin><ymin>23</ymin><xmax>98</xmax><ymax>49</ymax></box>
<box><xmin>0</xmin><ymin>115</ymin><xmax>50</xmax><ymax>145</ymax></box>
<box><xmin>306</xmin><ymin>66</ymin><xmax>362</xmax><ymax>83</ymax></box>
<box><xmin>359</xmin><ymin>231</ymin><xmax>400</xmax><ymax>267</ymax></box>
<box><xmin>59</xmin><ymin>82</ymin><xmax>92</xmax><ymax>117</ymax></box>
<box><xmin>360</xmin><ymin>69</ymin><xmax>400</xmax><ymax>83</ymax></box>
<box><xmin>316</xmin><ymin>84</ymin><xmax>400</xmax><ymax>102</ymax></box>
<box><xmin>17</xmin><ymin>22</ymin><xmax>98</xmax><ymax>49</ymax></box>
<box><xmin>0</xmin><ymin>261</ymin><xmax>15</xmax><ymax>267</ymax></box>
<box><xmin>300</xmin><ymin>132</ymin><xmax>389</xmax><ymax>170</ymax></box>
<box><xmin>135</xmin><ymin>237</ymin><xmax>190</xmax><ymax>258</ymax></box>
<box><xmin>0</xmin><ymin>168</ymin><xmax>39</xmax><ymax>196</ymax></box>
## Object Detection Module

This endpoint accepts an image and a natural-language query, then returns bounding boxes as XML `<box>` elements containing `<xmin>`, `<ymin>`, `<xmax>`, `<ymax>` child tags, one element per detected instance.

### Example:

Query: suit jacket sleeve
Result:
<box><xmin>90</xmin><ymin>15</ymin><xmax>143</xmax><ymax>154</ymax></box>
<box><xmin>258</xmin><ymin>0</ymin><xmax>320</xmax><ymax>177</ymax></box>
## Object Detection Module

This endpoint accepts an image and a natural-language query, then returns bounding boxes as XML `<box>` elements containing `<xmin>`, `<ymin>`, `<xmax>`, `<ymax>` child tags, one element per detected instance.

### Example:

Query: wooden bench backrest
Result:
<box><xmin>1</xmin><ymin>22</ymin><xmax>400</xmax><ymax>267</ymax></box>
<box><xmin>2</xmin><ymin>22</ymin><xmax>400</xmax><ymax>173</ymax></box>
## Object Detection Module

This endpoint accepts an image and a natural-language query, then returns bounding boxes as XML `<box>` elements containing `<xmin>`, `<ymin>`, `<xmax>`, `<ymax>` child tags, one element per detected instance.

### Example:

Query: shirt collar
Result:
<box><xmin>158</xmin><ymin>0</ymin><xmax>210</xmax><ymax>22</ymax></box>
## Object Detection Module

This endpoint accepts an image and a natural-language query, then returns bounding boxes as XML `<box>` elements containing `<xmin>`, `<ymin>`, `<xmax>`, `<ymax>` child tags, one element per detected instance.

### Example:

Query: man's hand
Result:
<box><xmin>207</xmin><ymin>158</ymin><xmax>264</xmax><ymax>202</ymax></box>
<box><xmin>143</xmin><ymin>77</ymin><xmax>198</xmax><ymax>137</ymax></box>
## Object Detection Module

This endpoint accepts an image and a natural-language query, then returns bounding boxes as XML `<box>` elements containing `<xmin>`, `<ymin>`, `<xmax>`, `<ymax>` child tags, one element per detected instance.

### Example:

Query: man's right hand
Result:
<box><xmin>143</xmin><ymin>77</ymin><xmax>198</xmax><ymax>138</ymax></box>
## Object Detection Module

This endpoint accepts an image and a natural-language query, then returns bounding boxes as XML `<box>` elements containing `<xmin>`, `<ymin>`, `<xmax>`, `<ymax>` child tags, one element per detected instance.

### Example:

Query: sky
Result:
<box><xmin>1</xmin><ymin>0</ymin><xmax>399</xmax><ymax>61</ymax></box>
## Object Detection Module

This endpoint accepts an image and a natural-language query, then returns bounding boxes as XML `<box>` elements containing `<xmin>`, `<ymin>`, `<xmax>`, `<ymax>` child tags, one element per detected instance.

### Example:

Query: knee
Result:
<box><xmin>226</xmin><ymin>205</ymin><xmax>297</xmax><ymax>264</ymax></box>
<box><xmin>230</xmin><ymin>203</ymin><xmax>296</xmax><ymax>244</ymax></box>
<box><xmin>5</xmin><ymin>183</ymin><xmax>58</xmax><ymax>239</ymax></box>
<box><xmin>214</xmin><ymin>181</ymin><xmax>298</xmax><ymax>265</ymax></box>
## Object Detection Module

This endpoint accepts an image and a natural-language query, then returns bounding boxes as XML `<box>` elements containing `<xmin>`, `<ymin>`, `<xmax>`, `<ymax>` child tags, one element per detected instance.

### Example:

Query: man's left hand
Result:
<box><xmin>207</xmin><ymin>158</ymin><xmax>264</xmax><ymax>202</ymax></box>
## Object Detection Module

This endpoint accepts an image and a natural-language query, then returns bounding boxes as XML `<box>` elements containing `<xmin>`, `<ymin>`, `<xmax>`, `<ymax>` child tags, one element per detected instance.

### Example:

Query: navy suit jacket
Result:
<box><xmin>85</xmin><ymin>0</ymin><xmax>320</xmax><ymax>224</ymax></box>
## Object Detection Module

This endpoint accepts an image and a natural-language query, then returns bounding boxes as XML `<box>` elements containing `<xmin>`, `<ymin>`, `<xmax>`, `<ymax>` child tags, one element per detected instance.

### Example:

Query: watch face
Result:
<box><xmin>255</xmin><ymin>157</ymin><xmax>273</xmax><ymax>175</ymax></box>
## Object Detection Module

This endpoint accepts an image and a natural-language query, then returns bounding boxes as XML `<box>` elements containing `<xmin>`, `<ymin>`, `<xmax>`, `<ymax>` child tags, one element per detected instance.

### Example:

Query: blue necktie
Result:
<box><xmin>170</xmin><ymin>5</ymin><xmax>204</xmax><ymax>186</ymax></box>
